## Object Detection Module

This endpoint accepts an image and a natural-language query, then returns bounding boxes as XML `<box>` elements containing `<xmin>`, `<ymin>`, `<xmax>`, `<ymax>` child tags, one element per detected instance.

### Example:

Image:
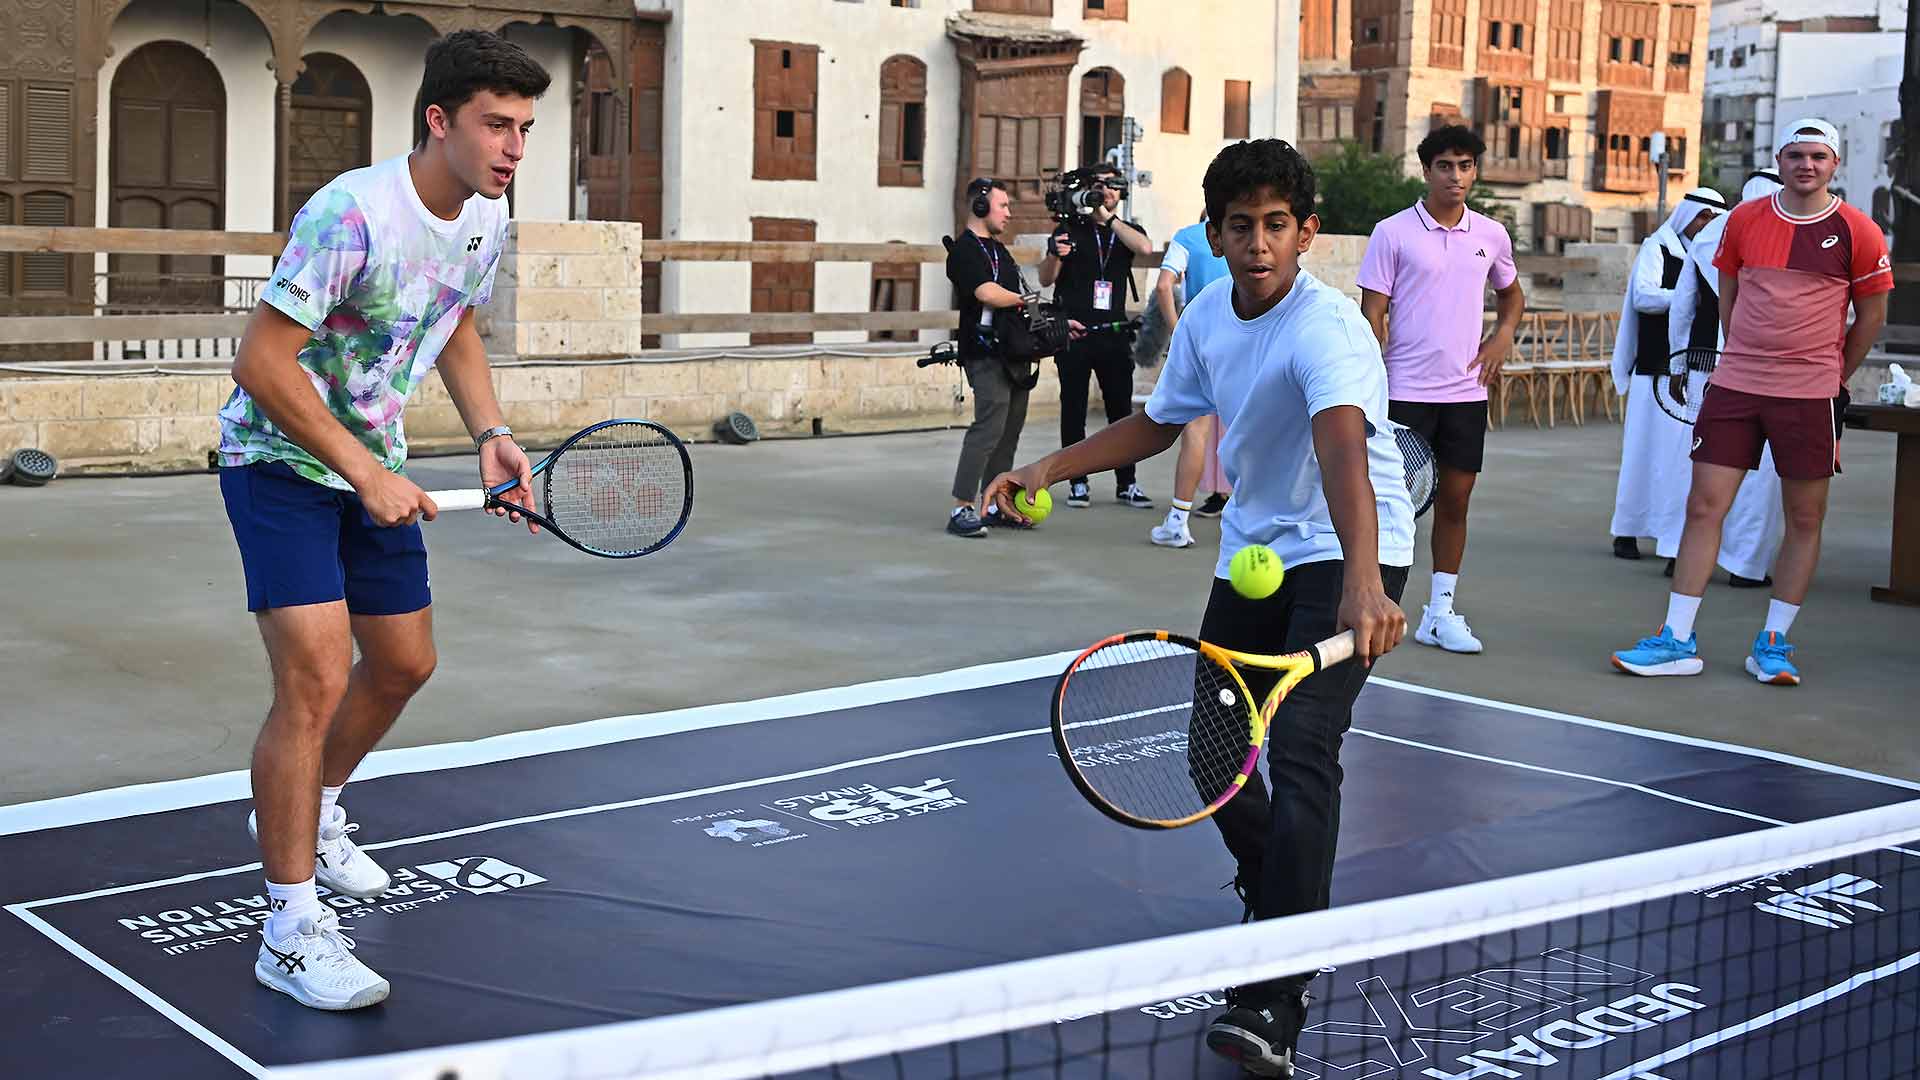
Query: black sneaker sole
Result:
<box><xmin>1205</xmin><ymin>1023</ymin><xmax>1293</xmax><ymax>1078</ymax></box>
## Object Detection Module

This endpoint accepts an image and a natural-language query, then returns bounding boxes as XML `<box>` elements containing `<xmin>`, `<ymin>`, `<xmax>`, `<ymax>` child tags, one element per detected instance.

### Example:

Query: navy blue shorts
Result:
<box><xmin>219</xmin><ymin>460</ymin><xmax>431</xmax><ymax>615</ymax></box>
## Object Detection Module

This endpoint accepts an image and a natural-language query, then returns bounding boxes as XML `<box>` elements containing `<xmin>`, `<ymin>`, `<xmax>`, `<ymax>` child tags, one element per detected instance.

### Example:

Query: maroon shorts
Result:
<box><xmin>1691</xmin><ymin>384</ymin><xmax>1837</xmax><ymax>480</ymax></box>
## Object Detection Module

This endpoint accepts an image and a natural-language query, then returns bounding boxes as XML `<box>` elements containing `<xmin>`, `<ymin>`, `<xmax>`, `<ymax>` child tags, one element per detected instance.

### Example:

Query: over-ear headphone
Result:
<box><xmin>967</xmin><ymin>178</ymin><xmax>994</xmax><ymax>219</ymax></box>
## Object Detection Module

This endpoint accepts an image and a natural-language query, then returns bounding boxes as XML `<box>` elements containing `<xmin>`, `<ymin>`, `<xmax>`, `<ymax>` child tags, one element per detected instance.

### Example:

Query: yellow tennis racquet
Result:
<box><xmin>1050</xmin><ymin>629</ymin><xmax>1358</xmax><ymax>829</ymax></box>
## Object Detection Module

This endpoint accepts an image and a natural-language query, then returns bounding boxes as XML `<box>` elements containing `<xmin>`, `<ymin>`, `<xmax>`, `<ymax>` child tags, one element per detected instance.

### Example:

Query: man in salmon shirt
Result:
<box><xmin>1611</xmin><ymin>119</ymin><xmax>1891</xmax><ymax>685</ymax></box>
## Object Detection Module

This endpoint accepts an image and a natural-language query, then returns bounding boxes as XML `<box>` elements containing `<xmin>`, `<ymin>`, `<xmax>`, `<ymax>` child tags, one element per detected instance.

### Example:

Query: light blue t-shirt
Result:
<box><xmin>1167</xmin><ymin>222</ymin><xmax>1229</xmax><ymax>304</ymax></box>
<box><xmin>1145</xmin><ymin>270</ymin><xmax>1416</xmax><ymax>578</ymax></box>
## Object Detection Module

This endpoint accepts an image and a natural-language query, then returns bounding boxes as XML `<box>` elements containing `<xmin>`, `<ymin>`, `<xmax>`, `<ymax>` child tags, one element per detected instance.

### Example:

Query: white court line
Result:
<box><xmin>7</xmin><ymin>654</ymin><xmax>1916</xmax><ymax>837</ymax></box>
<box><xmin>1593</xmin><ymin>950</ymin><xmax>1920</xmax><ymax>1080</ymax></box>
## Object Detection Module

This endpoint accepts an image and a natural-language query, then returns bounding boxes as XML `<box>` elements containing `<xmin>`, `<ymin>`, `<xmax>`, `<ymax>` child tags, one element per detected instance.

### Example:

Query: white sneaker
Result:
<box><xmin>255</xmin><ymin>908</ymin><xmax>389</xmax><ymax>1010</ymax></box>
<box><xmin>1150</xmin><ymin>518</ymin><xmax>1194</xmax><ymax>548</ymax></box>
<box><xmin>1416</xmin><ymin>606</ymin><xmax>1484</xmax><ymax>654</ymax></box>
<box><xmin>249</xmin><ymin>806</ymin><xmax>392</xmax><ymax>900</ymax></box>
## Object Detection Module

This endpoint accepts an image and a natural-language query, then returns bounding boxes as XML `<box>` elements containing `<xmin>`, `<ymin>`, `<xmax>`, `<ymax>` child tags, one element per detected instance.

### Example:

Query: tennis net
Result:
<box><xmin>283</xmin><ymin>798</ymin><xmax>1920</xmax><ymax>1080</ymax></box>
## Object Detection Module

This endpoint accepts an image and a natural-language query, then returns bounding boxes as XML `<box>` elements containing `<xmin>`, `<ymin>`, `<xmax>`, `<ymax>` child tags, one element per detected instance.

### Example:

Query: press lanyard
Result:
<box><xmin>974</xmin><ymin>235</ymin><xmax>1002</xmax><ymax>285</ymax></box>
<box><xmin>1093</xmin><ymin>224</ymin><xmax>1114</xmax><ymax>278</ymax></box>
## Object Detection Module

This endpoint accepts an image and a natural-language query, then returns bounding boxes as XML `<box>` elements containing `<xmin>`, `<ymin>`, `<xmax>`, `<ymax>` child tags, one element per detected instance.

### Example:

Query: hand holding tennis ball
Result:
<box><xmin>1229</xmin><ymin>544</ymin><xmax>1285</xmax><ymax>599</ymax></box>
<box><xmin>1014</xmin><ymin>486</ymin><xmax>1053</xmax><ymax>524</ymax></box>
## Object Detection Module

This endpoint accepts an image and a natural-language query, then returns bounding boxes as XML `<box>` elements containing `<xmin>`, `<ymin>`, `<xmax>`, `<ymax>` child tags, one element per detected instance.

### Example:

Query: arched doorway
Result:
<box><xmin>287</xmin><ymin>53</ymin><xmax>372</xmax><ymax>221</ymax></box>
<box><xmin>1079</xmin><ymin>68</ymin><xmax>1125</xmax><ymax>169</ymax></box>
<box><xmin>109</xmin><ymin>41</ymin><xmax>225</xmax><ymax>309</ymax></box>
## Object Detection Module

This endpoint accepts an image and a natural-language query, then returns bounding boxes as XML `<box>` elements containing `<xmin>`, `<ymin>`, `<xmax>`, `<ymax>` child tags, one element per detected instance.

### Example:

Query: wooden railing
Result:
<box><xmin>0</xmin><ymin>226</ymin><xmax>1600</xmax><ymax>354</ymax></box>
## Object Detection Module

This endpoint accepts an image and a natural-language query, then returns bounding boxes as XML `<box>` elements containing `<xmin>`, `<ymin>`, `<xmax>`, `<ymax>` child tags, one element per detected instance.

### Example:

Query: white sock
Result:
<box><xmin>319</xmin><ymin>785</ymin><xmax>343</xmax><ymax>827</ymax></box>
<box><xmin>951</xmin><ymin>505</ymin><xmax>968</xmax><ymax>518</ymax></box>
<box><xmin>1168</xmin><ymin>499</ymin><xmax>1192</xmax><ymax>528</ymax></box>
<box><xmin>1665</xmin><ymin>593</ymin><xmax>1703</xmax><ymax>641</ymax></box>
<box><xmin>1765</xmin><ymin>599</ymin><xmax>1800</xmax><ymax>637</ymax></box>
<box><xmin>1430</xmin><ymin>572</ymin><xmax>1458</xmax><ymax>615</ymax></box>
<box><xmin>265</xmin><ymin>877</ymin><xmax>324</xmax><ymax>941</ymax></box>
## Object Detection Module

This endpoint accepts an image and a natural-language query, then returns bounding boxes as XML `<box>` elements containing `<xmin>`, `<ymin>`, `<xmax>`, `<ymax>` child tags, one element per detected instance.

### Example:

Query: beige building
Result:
<box><xmin>1296</xmin><ymin>0</ymin><xmax>1710</xmax><ymax>247</ymax></box>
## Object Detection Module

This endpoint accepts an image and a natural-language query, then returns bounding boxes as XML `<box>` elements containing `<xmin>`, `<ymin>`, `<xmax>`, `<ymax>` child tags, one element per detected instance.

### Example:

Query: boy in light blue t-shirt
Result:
<box><xmin>986</xmin><ymin>139</ymin><xmax>1413</xmax><ymax>1078</ymax></box>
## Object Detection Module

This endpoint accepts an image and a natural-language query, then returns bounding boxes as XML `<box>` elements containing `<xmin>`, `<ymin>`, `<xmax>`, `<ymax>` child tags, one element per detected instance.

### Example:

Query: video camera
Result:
<box><xmin>1043</xmin><ymin>166</ymin><xmax>1128</xmax><ymax>223</ymax></box>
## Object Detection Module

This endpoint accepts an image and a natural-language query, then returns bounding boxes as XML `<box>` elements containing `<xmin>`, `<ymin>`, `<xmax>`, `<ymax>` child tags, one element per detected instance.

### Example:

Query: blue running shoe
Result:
<box><xmin>1611</xmin><ymin>626</ymin><xmax>1704</xmax><ymax>677</ymax></box>
<box><xmin>1745</xmin><ymin>630</ymin><xmax>1800</xmax><ymax>686</ymax></box>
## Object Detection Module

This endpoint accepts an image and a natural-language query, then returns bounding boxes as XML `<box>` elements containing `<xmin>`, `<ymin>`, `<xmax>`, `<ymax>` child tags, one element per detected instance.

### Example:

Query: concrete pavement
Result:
<box><xmin>2</xmin><ymin>415</ymin><xmax>1914</xmax><ymax>806</ymax></box>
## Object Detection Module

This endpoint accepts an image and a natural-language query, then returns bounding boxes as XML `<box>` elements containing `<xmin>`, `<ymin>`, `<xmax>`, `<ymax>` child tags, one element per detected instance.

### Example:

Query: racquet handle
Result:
<box><xmin>426</xmin><ymin>489</ymin><xmax>488</xmax><ymax>512</ymax></box>
<box><xmin>1312</xmin><ymin>630</ymin><xmax>1358</xmax><ymax>670</ymax></box>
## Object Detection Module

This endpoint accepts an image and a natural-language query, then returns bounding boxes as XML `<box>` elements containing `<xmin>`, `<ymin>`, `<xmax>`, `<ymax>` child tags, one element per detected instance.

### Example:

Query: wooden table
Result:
<box><xmin>1844</xmin><ymin>403</ymin><xmax>1920</xmax><ymax>605</ymax></box>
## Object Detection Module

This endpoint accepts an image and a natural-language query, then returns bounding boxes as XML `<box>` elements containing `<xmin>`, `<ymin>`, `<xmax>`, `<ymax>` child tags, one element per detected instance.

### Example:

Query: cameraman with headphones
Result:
<box><xmin>945</xmin><ymin>179</ymin><xmax>1034</xmax><ymax>538</ymax></box>
<box><xmin>1040</xmin><ymin>163</ymin><xmax>1155</xmax><ymax>509</ymax></box>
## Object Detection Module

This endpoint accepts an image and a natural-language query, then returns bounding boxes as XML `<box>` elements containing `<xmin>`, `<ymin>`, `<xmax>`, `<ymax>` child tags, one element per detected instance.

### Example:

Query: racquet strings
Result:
<box><xmin>1056</xmin><ymin>637</ymin><xmax>1257</xmax><ymax>824</ymax></box>
<box><xmin>1660</xmin><ymin>348</ymin><xmax>1718</xmax><ymax>424</ymax></box>
<box><xmin>545</xmin><ymin>422</ymin><xmax>688</xmax><ymax>556</ymax></box>
<box><xmin>1394</xmin><ymin>424</ymin><xmax>1438</xmax><ymax>519</ymax></box>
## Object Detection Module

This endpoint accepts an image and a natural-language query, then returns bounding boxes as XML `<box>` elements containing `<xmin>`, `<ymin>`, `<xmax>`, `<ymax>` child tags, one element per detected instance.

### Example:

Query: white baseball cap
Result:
<box><xmin>1776</xmin><ymin>118</ymin><xmax>1841</xmax><ymax>158</ymax></box>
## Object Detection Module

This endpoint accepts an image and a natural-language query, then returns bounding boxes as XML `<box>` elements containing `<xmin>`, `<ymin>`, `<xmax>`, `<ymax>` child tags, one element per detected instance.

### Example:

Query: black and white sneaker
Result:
<box><xmin>947</xmin><ymin>507</ymin><xmax>987</xmax><ymax>537</ymax></box>
<box><xmin>1195</xmin><ymin>492</ymin><xmax>1229</xmax><ymax>518</ymax></box>
<box><xmin>1116</xmin><ymin>483</ymin><xmax>1154</xmax><ymax>509</ymax></box>
<box><xmin>1206</xmin><ymin>988</ymin><xmax>1310</xmax><ymax>1077</ymax></box>
<box><xmin>1066</xmin><ymin>481</ymin><xmax>1091</xmax><ymax>508</ymax></box>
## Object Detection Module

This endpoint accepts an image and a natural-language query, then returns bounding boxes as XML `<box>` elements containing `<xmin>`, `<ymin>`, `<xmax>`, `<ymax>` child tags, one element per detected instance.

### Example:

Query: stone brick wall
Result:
<box><xmin>477</xmin><ymin>221</ymin><xmax>649</xmax><ymax>358</ymax></box>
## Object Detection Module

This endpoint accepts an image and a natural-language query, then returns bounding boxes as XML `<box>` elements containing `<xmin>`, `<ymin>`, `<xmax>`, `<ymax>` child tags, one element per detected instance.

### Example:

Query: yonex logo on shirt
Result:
<box><xmin>1821</xmin><ymin>235</ymin><xmax>1839</xmax><ymax>249</ymax></box>
<box><xmin>466</xmin><ymin>236</ymin><xmax>483</xmax><ymax>252</ymax></box>
<box><xmin>273</xmin><ymin>278</ymin><xmax>311</xmax><ymax>304</ymax></box>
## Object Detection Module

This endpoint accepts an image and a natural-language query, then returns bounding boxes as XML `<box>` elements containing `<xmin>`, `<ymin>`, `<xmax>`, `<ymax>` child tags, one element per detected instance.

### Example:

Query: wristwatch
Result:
<box><xmin>474</xmin><ymin>425</ymin><xmax>514</xmax><ymax>450</ymax></box>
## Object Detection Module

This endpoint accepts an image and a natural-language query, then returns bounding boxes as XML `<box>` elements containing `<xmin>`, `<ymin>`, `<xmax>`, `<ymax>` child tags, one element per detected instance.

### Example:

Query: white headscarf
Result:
<box><xmin>1652</xmin><ymin>187</ymin><xmax>1730</xmax><ymax>259</ymax></box>
<box><xmin>1741</xmin><ymin>168</ymin><xmax>1783</xmax><ymax>204</ymax></box>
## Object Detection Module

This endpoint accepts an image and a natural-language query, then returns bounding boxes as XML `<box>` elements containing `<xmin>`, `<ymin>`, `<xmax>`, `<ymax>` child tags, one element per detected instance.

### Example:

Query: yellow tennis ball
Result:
<box><xmin>1229</xmin><ymin>544</ymin><xmax>1285</xmax><ymax>599</ymax></box>
<box><xmin>1015</xmin><ymin>487</ymin><xmax>1053</xmax><ymax>523</ymax></box>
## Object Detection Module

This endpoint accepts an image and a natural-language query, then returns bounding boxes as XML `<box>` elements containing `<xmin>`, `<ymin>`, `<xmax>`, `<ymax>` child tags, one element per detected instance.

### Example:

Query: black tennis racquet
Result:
<box><xmin>427</xmin><ymin>419</ymin><xmax>692</xmax><ymax>559</ymax></box>
<box><xmin>1052</xmin><ymin>630</ymin><xmax>1358</xmax><ymax>829</ymax></box>
<box><xmin>1392</xmin><ymin>422</ymin><xmax>1437</xmax><ymax>519</ymax></box>
<box><xmin>1656</xmin><ymin>347</ymin><xmax>1718</xmax><ymax>424</ymax></box>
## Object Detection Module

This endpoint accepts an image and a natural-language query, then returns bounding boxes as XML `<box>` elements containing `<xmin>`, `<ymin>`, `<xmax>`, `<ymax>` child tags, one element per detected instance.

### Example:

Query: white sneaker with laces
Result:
<box><xmin>249</xmin><ymin>806</ymin><xmax>392</xmax><ymax>900</ymax></box>
<box><xmin>255</xmin><ymin>908</ymin><xmax>389</xmax><ymax>1010</ymax></box>
<box><xmin>1415</xmin><ymin>606</ymin><xmax>1484</xmax><ymax>654</ymax></box>
<box><xmin>1150</xmin><ymin>518</ymin><xmax>1194</xmax><ymax>548</ymax></box>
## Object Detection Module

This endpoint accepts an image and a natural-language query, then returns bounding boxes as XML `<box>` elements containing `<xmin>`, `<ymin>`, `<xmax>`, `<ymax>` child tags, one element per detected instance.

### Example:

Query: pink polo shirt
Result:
<box><xmin>1356</xmin><ymin>201</ymin><xmax>1518</xmax><ymax>403</ymax></box>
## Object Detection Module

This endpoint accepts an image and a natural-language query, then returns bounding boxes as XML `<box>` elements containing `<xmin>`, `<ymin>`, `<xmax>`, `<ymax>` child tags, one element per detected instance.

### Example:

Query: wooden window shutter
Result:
<box><xmin>21</xmin><ymin>191</ymin><xmax>71</xmax><ymax>292</ymax></box>
<box><xmin>0</xmin><ymin>84</ymin><xmax>12</xmax><ymax>180</ymax></box>
<box><xmin>975</xmin><ymin>115</ymin><xmax>998</xmax><ymax>174</ymax></box>
<box><xmin>24</xmin><ymin>85</ymin><xmax>72</xmax><ymax>181</ymax></box>
<box><xmin>1161</xmin><ymin>69</ymin><xmax>1190</xmax><ymax>134</ymax></box>
<box><xmin>879</xmin><ymin>101</ymin><xmax>902</xmax><ymax>186</ymax></box>
<box><xmin>0</xmin><ymin>193</ymin><xmax>11</xmax><ymax>295</ymax></box>
<box><xmin>1224</xmin><ymin>80</ymin><xmax>1251</xmax><ymax>139</ymax></box>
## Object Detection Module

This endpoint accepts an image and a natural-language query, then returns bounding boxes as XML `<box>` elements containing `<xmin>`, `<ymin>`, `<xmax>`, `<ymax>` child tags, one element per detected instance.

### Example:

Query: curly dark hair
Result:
<box><xmin>414</xmin><ymin>30</ymin><xmax>553</xmax><ymax>146</ymax></box>
<box><xmin>1202</xmin><ymin>140</ymin><xmax>1317</xmax><ymax>225</ymax></box>
<box><xmin>1417</xmin><ymin>124</ymin><xmax>1486</xmax><ymax>168</ymax></box>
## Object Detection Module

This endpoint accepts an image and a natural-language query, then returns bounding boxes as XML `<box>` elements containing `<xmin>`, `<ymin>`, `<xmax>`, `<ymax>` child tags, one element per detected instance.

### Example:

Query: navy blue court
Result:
<box><xmin>1</xmin><ymin>654</ymin><xmax>1915</xmax><ymax>1079</ymax></box>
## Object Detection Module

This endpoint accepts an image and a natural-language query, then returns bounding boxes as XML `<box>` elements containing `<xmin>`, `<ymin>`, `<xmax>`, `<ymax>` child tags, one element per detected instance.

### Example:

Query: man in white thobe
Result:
<box><xmin>1610</xmin><ymin>187</ymin><xmax>1727</xmax><ymax>560</ymax></box>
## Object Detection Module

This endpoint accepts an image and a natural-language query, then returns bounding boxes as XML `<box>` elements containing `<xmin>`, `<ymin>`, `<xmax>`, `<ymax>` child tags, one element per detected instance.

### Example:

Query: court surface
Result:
<box><xmin>2</xmin><ymin>653</ymin><xmax>1915</xmax><ymax>1079</ymax></box>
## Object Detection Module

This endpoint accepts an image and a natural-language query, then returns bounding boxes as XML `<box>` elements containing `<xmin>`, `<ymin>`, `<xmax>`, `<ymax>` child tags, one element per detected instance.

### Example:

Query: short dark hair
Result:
<box><xmin>1202</xmin><ymin>139</ymin><xmax>1317</xmax><ymax>225</ymax></box>
<box><xmin>1418</xmin><ymin>125</ymin><xmax>1486</xmax><ymax>168</ymax></box>
<box><xmin>414</xmin><ymin>30</ymin><xmax>552</xmax><ymax>146</ymax></box>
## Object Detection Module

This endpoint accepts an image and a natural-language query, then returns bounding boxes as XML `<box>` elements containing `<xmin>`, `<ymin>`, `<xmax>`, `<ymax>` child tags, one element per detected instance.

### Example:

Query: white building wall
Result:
<box><xmin>95</xmin><ymin>1</ymin><xmax>576</xmax><ymax>287</ymax></box>
<box><xmin>1775</xmin><ymin>49</ymin><xmax>1901</xmax><ymax>218</ymax></box>
<box><xmin>655</xmin><ymin>0</ymin><xmax>1289</xmax><ymax>348</ymax></box>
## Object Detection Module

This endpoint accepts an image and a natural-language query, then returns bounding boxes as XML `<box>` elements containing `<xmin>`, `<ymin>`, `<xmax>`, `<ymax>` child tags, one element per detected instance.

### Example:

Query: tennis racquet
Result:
<box><xmin>1655</xmin><ymin>347</ymin><xmax>1718</xmax><ymax>424</ymax></box>
<box><xmin>426</xmin><ymin>418</ymin><xmax>692</xmax><ymax>559</ymax></box>
<box><xmin>1392</xmin><ymin>422</ymin><xmax>1437</xmax><ymax>519</ymax></box>
<box><xmin>1051</xmin><ymin>629</ymin><xmax>1357</xmax><ymax>829</ymax></box>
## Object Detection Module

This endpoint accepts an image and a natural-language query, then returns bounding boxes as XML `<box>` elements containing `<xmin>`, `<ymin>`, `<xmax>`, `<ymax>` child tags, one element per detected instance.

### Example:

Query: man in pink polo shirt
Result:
<box><xmin>1358</xmin><ymin>125</ymin><xmax>1525</xmax><ymax>654</ymax></box>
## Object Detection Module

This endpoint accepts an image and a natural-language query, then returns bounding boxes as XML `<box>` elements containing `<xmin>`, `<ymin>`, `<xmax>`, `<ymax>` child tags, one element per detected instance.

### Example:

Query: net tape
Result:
<box><xmin>281</xmin><ymin>798</ymin><xmax>1920</xmax><ymax>1080</ymax></box>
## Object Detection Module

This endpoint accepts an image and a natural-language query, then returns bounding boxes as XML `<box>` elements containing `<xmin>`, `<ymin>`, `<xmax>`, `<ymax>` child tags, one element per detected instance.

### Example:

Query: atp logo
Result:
<box><xmin>416</xmin><ymin>857</ymin><xmax>546</xmax><ymax>895</ymax></box>
<box><xmin>704</xmin><ymin>818</ymin><xmax>792</xmax><ymax>843</ymax></box>
<box><xmin>1821</xmin><ymin>235</ymin><xmax>1840</xmax><ymax>249</ymax></box>
<box><xmin>466</xmin><ymin>236</ymin><xmax>484</xmax><ymax>252</ymax></box>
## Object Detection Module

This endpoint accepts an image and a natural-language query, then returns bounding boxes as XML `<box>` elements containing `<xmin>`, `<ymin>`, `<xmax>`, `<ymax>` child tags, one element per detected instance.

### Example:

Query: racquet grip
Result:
<box><xmin>426</xmin><ymin>489</ymin><xmax>488</xmax><ymax>512</ymax></box>
<box><xmin>1312</xmin><ymin>630</ymin><xmax>1358</xmax><ymax>670</ymax></box>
